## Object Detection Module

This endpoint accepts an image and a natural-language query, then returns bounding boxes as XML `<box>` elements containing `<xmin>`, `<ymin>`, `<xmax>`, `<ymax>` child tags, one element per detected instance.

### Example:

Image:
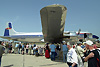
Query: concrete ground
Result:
<box><xmin>1</xmin><ymin>44</ymin><xmax>88</xmax><ymax>67</ymax></box>
<box><xmin>1</xmin><ymin>54</ymin><xmax>68</xmax><ymax>67</ymax></box>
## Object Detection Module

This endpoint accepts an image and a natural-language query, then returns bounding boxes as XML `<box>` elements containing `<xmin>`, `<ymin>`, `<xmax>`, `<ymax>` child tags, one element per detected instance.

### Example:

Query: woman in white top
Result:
<box><xmin>67</xmin><ymin>42</ymin><xmax>78</xmax><ymax>67</ymax></box>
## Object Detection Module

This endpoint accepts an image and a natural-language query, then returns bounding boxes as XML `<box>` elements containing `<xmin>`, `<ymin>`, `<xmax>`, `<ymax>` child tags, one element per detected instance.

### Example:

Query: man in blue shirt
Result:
<box><xmin>50</xmin><ymin>43</ymin><xmax>56</xmax><ymax>61</ymax></box>
<box><xmin>62</xmin><ymin>42</ymin><xmax>68</xmax><ymax>62</ymax></box>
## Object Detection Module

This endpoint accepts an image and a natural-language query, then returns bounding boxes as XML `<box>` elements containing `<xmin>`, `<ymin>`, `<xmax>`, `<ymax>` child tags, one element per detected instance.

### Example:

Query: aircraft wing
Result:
<box><xmin>0</xmin><ymin>36</ymin><xmax>11</xmax><ymax>40</ymax></box>
<box><xmin>0</xmin><ymin>36</ymin><xmax>19</xmax><ymax>41</ymax></box>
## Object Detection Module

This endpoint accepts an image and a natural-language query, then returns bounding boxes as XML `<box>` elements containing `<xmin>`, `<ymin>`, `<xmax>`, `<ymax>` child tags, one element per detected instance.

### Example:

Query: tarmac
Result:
<box><xmin>1</xmin><ymin>44</ymin><xmax>88</xmax><ymax>67</ymax></box>
<box><xmin>1</xmin><ymin>54</ymin><xmax>68</xmax><ymax>67</ymax></box>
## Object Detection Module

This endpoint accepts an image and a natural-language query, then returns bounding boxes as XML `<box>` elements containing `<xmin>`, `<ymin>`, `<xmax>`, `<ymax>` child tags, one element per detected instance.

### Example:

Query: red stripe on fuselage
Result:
<box><xmin>76</xmin><ymin>33</ymin><xmax>90</xmax><ymax>34</ymax></box>
<box><xmin>6</xmin><ymin>28</ymin><xmax>11</xmax><ymax>30</ymax></box>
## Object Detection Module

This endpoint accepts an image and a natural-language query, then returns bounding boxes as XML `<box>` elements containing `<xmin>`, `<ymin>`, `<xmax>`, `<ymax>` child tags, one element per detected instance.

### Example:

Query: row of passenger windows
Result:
<box><xmin>12</xmin><ymin>35</ymin><xmax>43</xmax><ymax>38</ymax></box>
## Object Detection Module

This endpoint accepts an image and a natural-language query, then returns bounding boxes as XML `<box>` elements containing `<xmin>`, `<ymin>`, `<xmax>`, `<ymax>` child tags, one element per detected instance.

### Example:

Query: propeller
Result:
<box><xmin>77</xmin><ymin>29</ymin><xmax>81</xmax><ymax>35</ymax></box>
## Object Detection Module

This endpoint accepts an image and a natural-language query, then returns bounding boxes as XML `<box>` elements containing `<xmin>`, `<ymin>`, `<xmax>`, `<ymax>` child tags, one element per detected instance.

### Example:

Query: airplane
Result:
<box><xmin>0</xmin><ymin>4</ymin><xmax>99</xmax><ymax>43</ymax></box>
<box><xmin>0</xmin><ymin>22</ymin><xmax>99</xmax><ymax>43</ymax></box>
<box><xmin>0</xmin><ymin>22</ymin><xmax>43</xmax><ymax>42</ymax></box>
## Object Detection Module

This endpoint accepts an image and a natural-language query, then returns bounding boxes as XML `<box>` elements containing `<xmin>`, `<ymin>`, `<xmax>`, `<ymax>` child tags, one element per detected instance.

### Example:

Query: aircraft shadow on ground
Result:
<box><xmin>40</xmin><ymin>63</ymin><xmax>63</xmax><ymax>66</ymax></box>
<box><xmin>54</xmin><ymin>59</ymin><xmax>63</xmax><ymax>62</ymax></box>
<box><xmin>40</xmin><ymin>57</ymin><xmax>64</xmax><ymax>66</ymax></box>
<box><xmin>27</xmin><ymin>66</ymin><xmax>33</xmax><ymax>67</ymax></box>
<box><xmin>3</xmin><ymin>64</ymin><xmax>13</xmax><ymax>67</ymax></box>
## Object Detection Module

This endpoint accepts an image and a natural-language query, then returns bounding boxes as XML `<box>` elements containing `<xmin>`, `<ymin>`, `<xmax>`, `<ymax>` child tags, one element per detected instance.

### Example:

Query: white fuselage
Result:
<box><xmin>10</xmin><ymin>32</ymin><xmax>43</xmax><ymax>42</ymax></box>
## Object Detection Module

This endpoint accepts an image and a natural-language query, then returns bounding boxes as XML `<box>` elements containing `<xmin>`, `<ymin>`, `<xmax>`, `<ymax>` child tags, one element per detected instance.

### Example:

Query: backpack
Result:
<box><xmin>19</xmin><ymin>44</ymin><xmax>22</xmax><ymax>48</ymax></box>
<box><xmin>97</xmin><ymin>49</ymin><xmax>100</xmax><ymax>55</ymax></box>
<box><xmin>93</xmin><ymin>49</ymin><xmax>100</xmax><ymax>67</ymax></box>
<box><xmin>96</xmin><ymin>49</ymin><xmax>100</xmax><ymax>67</ymax></box>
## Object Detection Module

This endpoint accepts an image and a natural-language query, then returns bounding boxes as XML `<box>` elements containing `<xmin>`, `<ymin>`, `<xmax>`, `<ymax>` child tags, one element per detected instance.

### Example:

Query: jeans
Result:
<box><xmin>56</xmin><ymin>50</ymin><xmax>59</xmax><ymax>58</ymax></box>
<box><xmin>0</xmin><ymin>56</ymin><xmax>2</xmax><ymax>67</ymax></box>
<box><xmin>26</xmin><ymin>49</ymin><xmax>28</xmax><ymax>54</ymax></box>
<box><xmin>18</xmin><ymin>48</ymin><xmax>21</xmax><ymax>54</ymax></box>
<box><xmin>51</xmin><ymin>52</ymin><xmax>55</xmax><ymax>61</ymax></box>
<box><xmin>63</xmin><ymin>51</ymin><xmax>67</xmax><ymax>62</ymax></box>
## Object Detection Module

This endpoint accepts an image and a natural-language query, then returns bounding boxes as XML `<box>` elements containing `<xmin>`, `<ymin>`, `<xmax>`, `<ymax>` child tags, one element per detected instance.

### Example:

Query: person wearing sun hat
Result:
<box><xmin>84</xmin><ymin>40</ymin><xmax>100</xmax><ymax>67</ymax></box>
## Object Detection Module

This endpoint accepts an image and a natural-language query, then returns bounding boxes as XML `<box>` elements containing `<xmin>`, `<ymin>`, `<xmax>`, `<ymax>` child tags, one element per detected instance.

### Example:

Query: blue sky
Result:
<box><xmin>0</xmin><ymin>0</ymin><xmax>100</xmax><ymax>40</ymax></box>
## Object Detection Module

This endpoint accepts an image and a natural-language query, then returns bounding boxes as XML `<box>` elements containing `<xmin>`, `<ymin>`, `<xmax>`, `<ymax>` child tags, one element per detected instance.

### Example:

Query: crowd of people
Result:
<box><xmin>0</xmin><ymin>40</ymin><xmax>100</xmax><ymax>67</ymax></box>
<box><xmin>43</xmin><ymin>40</ymin><xmax>100</xmax><ymax>67</ymax></box>
<box><xmin>1</xmin><ymin>42</ymin><xmax>44</xmax><ymax>56</ymax></box>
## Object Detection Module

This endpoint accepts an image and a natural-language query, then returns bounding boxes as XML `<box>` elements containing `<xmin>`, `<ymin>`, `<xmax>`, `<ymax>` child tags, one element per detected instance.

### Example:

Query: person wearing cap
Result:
<box><xmin>84</xmin><ymin>40</ymin><xmax>100</xmax><ymax>67</ymax></box>
<box><xmin>67</xmin><ymin>42</ymin><xmax>78</xmax><ymax>67</ymax></box>
<box><xmin>77</xmin><ymin>42</ymin><xmax>86</xmax><ymax>57</ymax></box>
<box><xmin>62</xmin><ymin>42</ymin><xmax>68</xmax><ymax>63</ymax></box>
<box><xmin>50</xmin><ymin>43</ymin><xmax>56</xmax><ymax>61</ymax></box>
<box><xmin>76</xmin><ymin>42</ymin><xmax>86</xmax><ymax>67</ymax></box>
